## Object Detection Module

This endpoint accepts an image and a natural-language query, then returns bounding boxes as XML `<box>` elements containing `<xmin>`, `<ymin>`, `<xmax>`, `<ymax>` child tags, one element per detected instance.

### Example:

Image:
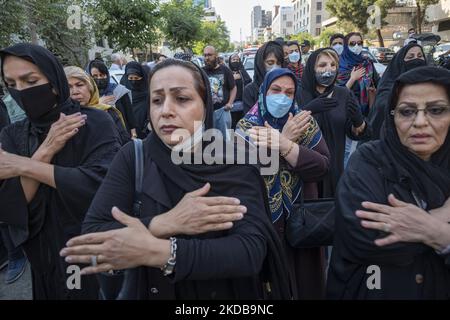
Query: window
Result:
<box><xmin>317</xmin><ymin>2</ymin><xmax>322</xmax><ymax>10</ymax></box>
<box><xmin>287</xmin><ymin>21</ymin><xmax>293</xmax><ymax>27</ymax></box>
<box><xmin>316</xmin><ymin>28</ymin><xmax>321</xmax><ymax>36</ymax></box>
<box><xmin>283</xmin><ymin>28</ymin><xmax>287</xmax><ymax>35</ymax></box>
<box><xmin>307</xmin><ymin>17</ymin><xmax>309</xmax><ymax>25</ymax></box>
<box><xmin>283</xmin><ymin>14</ymin><xmax>287</xmax><ymax>21</ymax></box>
<box><xmin>316</xmin><ymin>15</ymin><xmax>321</xmax><ymax>24</ymax></box>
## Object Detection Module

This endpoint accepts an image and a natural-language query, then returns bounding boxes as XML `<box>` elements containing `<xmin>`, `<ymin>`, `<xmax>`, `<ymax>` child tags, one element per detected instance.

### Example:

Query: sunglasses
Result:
<box><xmin>349</xmin><ymin>41</ymin><xmax>363</xmax><ymax>46</ymax></box>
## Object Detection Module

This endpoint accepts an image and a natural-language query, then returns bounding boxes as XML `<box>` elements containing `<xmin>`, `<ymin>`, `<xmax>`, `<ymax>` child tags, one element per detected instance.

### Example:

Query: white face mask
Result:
<box><xmin>332</xmin><ymin>44</ymin><xmax>344</xmax><ymax>55</ymax></box>
<box><xmin>349</xmin><ymin>45</ymin><xmax>363</xmax><ymax>55</ymax></box>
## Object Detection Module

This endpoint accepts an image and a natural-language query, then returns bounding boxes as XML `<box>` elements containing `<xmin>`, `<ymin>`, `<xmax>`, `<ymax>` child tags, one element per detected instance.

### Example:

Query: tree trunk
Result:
<box><xmin>417</xmin><ymin>3</ymin><xmax>422</xmax><ymax>34</ymax></box>
<box><xmin>376</xmin><ymin>29</ymin><xmax>385</xmax><ymax>47</ymax></box>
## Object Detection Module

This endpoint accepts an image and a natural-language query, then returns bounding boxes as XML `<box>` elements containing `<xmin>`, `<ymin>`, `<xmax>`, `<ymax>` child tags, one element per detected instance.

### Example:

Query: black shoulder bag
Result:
<box><xmin>286</xmin><ymin>189</ymin><xmax>335</xmax><ymax>248</ymax></box>
<box><xmin>97</xmin><ymin>138</ymin><xmax>144</xmax><ymax>300</ymax></box>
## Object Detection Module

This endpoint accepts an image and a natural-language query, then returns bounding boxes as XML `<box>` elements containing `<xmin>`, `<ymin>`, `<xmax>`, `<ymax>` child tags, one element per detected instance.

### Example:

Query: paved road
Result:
<box><xmin>0</xmin><ymin>262</ymin><xmax>32</xmax><ymax>300</ymax></box>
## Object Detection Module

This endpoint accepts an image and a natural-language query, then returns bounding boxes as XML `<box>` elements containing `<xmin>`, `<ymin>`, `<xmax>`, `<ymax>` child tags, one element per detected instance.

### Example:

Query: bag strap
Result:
<box><xmin>132</xmin><ymin>138</ymin><xmax>144</xmax><ymax>217</ymax></box>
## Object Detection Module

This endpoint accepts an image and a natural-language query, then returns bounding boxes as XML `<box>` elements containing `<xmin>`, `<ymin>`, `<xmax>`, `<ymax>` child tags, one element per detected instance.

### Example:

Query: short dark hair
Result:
<box><xmin>149</xmin><ymin>59</ymin><xmax>207</xmax><ymax>106</ymax></box>
<box><xmin>89</xmin><ymin>60</ymin><xmax>108</xmax><ymax>76</ymax></box>
<box><xmin>286</xmin><ymin>41</ymin><xmax>301</xmax><ymax>52</ymax></box>
<box><xmin>330</xmin><ymin>33</ymin><xmax>345</xmax><ymax>45</ymax></box>
<box><xmin>408</xmin><ymin>28</ymin><xmax>415</xmax><ymax>33</ymax></box>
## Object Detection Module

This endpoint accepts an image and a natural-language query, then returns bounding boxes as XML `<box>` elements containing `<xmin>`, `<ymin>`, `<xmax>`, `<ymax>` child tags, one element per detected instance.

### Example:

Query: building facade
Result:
<box><xmin>292</xmin><ymin>0</ymin><xmax>329</xmax><ymax>36</ymax></box>
<box><xmin>271</xmin><ymin>5</ymin><xmax>295</xmax><ymax>38</ymax></box>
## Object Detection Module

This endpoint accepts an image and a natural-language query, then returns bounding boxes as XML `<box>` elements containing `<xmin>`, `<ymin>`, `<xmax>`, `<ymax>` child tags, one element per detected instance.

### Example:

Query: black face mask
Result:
<box><xmin>128</xmin><ymin>79</ymin><xmax>146</xmax><ymax>91</ymax></box>
<box><xmin>94</xmin><ymin>78</ymin><xmax>109</xmax><ymax>90</ymax></box>
<box><xmin>230</xmin><ymin>61</ymin><xmax>240</xmax><ymax>71</ymax></box>
<box><xmin>315</xmin><ymin>71</ymin><xmax>337</xmax><ymax>87</ymax></box>
<box><xmin>8</xmin><ymin>83</ymin><xmax>58</xmax><ymax>121</ymax></box>
<box><xmin>404</xmin><ymin>58</ymin><xmax>427</xmax><ymax>72</ymax></box>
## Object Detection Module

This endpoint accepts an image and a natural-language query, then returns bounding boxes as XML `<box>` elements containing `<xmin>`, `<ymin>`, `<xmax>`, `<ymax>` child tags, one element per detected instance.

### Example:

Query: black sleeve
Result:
<box><xmin>241</xmin><ymin>69</ymin><xmax>252</xmax><ymax>86</ymax></box>
<box><xmin>243</xmin><ymin>82</ymin><xmax>258</xmax><ymax>115</ymax></box>
<box><xmin>334</xmin><ymin>150</ymin><xmax>423</xmax><ymax>266</ymax></box>
<box><xmin>345</xmin><ymin>92</ymin><xmax>371</xmax><ymax>140</ymax></box>
<box><xmin>53</xmin><ymin>111</ymin><xmax>122</xmax><ymax>222</ymax></box>
<box><xmin>116</xmin><ymin>94</ymin><xmax>137</xmax><ymax>131</ymax></box>
<box><xmin>224</xmin><ymin>66</ymin><xmax>236</xmax><ymax>90</ymax></box>
<box><xmin>0</xmin><ymin>125</ymin><xmax>29</xmax><ymax>228</ymax></box>
<box><xmin>0</xmin><ymin>100</ymin><xmax>10</xmax><ymax>132</ymax></box>
<box><xmin>82</xmin><ymin>142</ymin><xmax>151</xmax><ymax>233</ymax></box>
<box><xmin>372</xmin><ymin>62</ymin><xmax>380</xmax><ymax>88</ymax></box>
<box><xmin>173</xmin><ymin>168</ymin><xmax>268</xmax><ymax>282</ymax></box>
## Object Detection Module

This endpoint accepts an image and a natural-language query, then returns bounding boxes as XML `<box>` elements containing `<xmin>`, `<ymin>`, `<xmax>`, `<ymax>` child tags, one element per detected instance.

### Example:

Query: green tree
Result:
<box><xmin>326</xmin><ymin>0</ymin><xmax>396</xmax><ymax>47</ymax></box>
<box><xmin>193</xmin><ymin>18</ymin><xmax>231</xmax><ymax>55</ymax></box>
<box><xmin>0</xmin><ymin>1</ymin><xmax>28</xmax><ymax>48</ymax></box>
<box><xmin>316</xmin><ymin>27</ymin><xmax>340</xmax><ymax>48</ymax></box>
<box><xmin>91</xmin><ymin>0</ymin><xmax>161</xmax><ymax>58</ymax></box>
<box><xmin>161</xmin><ymin>0</ymin><xmax>203</xmax><ymax>52</ymax></box>
<box><xmin>414</xmin><ymin>0</ymin><xmax>439</xmax><ymax>34</ymax></box>
<box><xmin>0</xmin><ymin>0</ymin><xmax>93</xmax><ymax>66</ymax></box>
<box><xmin>30</xmin><ymin>0</ymin><xmax>93</xmax><ymax>66</ymax></box>
<box><xmin>290</xmin><ymin>32</ymin><xmax>316</xmax><ymax>48</ymax></box>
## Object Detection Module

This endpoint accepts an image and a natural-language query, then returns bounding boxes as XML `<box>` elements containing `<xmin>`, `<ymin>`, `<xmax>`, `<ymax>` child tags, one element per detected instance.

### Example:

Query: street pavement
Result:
<box><xmin>0</xmin><ymin>262</ymin><xmax>32</xmax><ymax>300</ymax></box>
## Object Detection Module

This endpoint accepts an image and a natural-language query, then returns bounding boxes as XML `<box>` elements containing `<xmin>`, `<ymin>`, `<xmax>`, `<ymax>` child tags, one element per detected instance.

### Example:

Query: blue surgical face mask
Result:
<box><xmin>288</xmin><ymin>51</ymin><xmax>300</xmax><ymax>63</ymax></box>
<box><xmin>266</xmin><ymin>94</ymin><xmax>293</xmax><ymax>118</ymax></box>
<box><xmin>332</xmin><ymin>44</ymin><xmax>344</xmax><ymax>55</ymax></box>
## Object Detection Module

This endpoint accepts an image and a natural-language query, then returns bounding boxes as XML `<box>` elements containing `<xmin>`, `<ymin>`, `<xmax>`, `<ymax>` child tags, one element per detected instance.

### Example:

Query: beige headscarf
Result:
<box><xmin>64</xmin><ymin>66</ymin><xmax>126</xmax><ymax>128</ymax></box>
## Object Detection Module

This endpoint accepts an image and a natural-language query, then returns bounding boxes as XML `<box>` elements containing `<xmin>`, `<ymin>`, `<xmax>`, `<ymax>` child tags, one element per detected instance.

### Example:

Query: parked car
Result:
<box><xmin>109</xmin><ymin>69</ymin><xmax>124</xmax><ymax>84</ymax></box>
<box><xmin>362</xmin><ymin>49</ymin><xmax>387</xmax><ymax>77</ymax></box>
<box><xmin>433</xmin><ymin>42</ymin><xmax>450</xmax><ymax>60</ymax></box>
<box><xmin>243</xmin><ymin>55</ymin><xmax>255</xmax><ymax>80</ymax></box>
<box><xmin>243</xmin><ymin>47</ymin><xmax>259</xmax><ymax>58</ymax></box>
<box><xmin>369</xmin><ymin>47</ymin><xmax>395</xmax><ymax>64</ymax></box>
<box><xmin>191</xmin><ymin>56</ymin><xmax>205</xmax><ymax>68</ymax></box>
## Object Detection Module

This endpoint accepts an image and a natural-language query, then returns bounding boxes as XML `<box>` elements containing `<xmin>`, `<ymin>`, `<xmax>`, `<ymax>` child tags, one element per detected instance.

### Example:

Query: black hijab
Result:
<box><xmin>368</xmin><ymin>43</ymin><xmax>427</xmax><ymax>139</ymax></box>
<box><xmin>361</xmin><ymin>66</ymin><xmax>450</xmax><ymax>209</ymax></box>
<box><xmin>253</xmin><ymin>41</ymin><xmax>284</xmax><ymax>86</ymax></box>
<box><xmin>121</xmin><ymin>61</ymin><xmax>149</xmax><ymax>103</ymax></box>
<box><xmin>145</xmin><ymin>59</ymin><xmax>292</xmax><ymax>299</ymax></box>
<box><xmin>0</xmin><ymin>43</ymin><xmax>79</xmax><ymax>148</ymax></box>
<box><xmin>300</xmin><ymin>47</ymin><xmax>337</xmax><ymax>107</ymax></box>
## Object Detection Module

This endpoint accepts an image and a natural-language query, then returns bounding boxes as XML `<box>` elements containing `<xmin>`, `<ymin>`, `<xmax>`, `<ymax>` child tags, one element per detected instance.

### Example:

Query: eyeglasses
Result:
<box><xmin>349</xmin><ymin>41</ymin><xmax>363</xmax><ymax>46</ymax></box>
<box><xmin>391</xmin><ymin>106</ymin><xmax>450</xmax><ymax>121</ymax></box>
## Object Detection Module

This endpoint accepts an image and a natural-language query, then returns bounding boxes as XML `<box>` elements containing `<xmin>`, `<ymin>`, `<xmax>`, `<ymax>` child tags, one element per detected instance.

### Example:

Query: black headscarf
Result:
<box><xmin>361</xmin><ymin>66</ymin><xmax>450</xmax><ymax>209</ymax></box>
<box><xmin>228</xmin><ymin>53</ymin><xmax>244</xmax><ymax>72</ymax></box>
<box><xmin>121</xmin><ymin>61</ymin><xmax>149</xmax><ymax>99</ymax></box>
<box><xmin>0</xmin><ymin>43</ymin><xmax>79</xmax><ymax>147</ymax></box>
<box><xmin>368</xmin><ymin>43</ymin><xmax>427</xmax><ymax>139</ymax></box>
<box><xmin>145</xmin><ymin>59</ymin><xmax>292</xmax><ymax>299</ymax></box>
<box><xmin>253</xmin><ymin>41</ymin><xmax>284</xmax><ymax>86</ymax></box>
<box><xmin>86</xmin><ymin>59</ymin><xmax>117</xmax><ymax>96</ymax></box>
<box><xmin>300</xmin><ymin>48</ymin><xmax>337</xmax><ymax>106</ymax></box>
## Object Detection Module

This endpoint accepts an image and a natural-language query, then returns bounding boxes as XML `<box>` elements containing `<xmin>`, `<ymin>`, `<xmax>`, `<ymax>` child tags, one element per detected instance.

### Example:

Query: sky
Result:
<box><xmin>211</xmin><ymin>0</ymin><xmax>293</xmax><ymax>42</ymax></box>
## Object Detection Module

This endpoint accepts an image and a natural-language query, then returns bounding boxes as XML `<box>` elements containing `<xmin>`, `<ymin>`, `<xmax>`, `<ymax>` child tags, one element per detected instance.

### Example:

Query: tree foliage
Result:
<box><xmin>91</xmin><ymin>0</ymin><xmax>161</xmax><ymax>57</ymax></box>
<box><xmin>161</xmin><ymin>0</ymin><xmax>203</xmax><ymax>52</ymax></box>
<box><xmin>193</xmin><ymin>18</ymin><xmax>232</xmax><ymax>55</ymax></box>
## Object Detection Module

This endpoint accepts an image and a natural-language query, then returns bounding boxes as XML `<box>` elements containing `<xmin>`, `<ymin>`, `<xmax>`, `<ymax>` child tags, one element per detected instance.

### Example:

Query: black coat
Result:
<box><xmin>0</xmin><ymin>99</ymin><xmax>10</xmax><ymax>132</ymax></box>
<box><xmin>327</xmin><ymin>142</ymin><xmax>450</xmax><ymax>299</ymax></box>
<box><xmin>83</xmin><ymin>137</ymin><xmax>292</xmax><ymax>300</ymax></box>
<box><xmin>0</xmin><ymin>107</ymin><xmax>121</xmax><ymax>299</ymax></box>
